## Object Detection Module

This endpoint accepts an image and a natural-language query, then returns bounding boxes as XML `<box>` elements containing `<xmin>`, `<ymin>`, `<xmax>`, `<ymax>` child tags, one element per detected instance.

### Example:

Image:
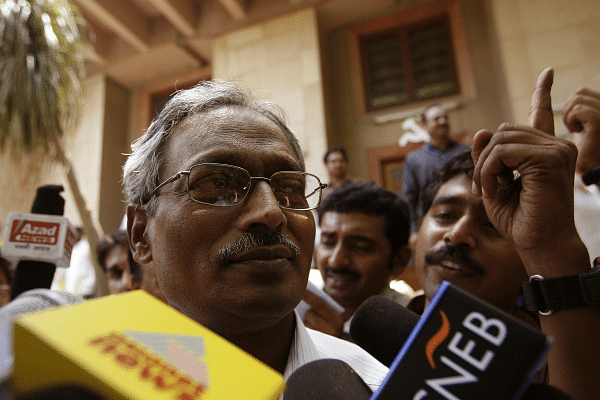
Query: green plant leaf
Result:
<box><xmin>0</xmin><ymin>0</ymin><xmax>86</xmax><ymax>162</ymax></box>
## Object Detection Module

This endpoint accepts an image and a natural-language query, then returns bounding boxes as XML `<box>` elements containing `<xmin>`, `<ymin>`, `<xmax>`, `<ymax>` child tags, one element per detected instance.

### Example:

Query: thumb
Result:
<box><xmin>528</xmin><ymin>67</ymin><xmax>555</xmax><ymax>136</ymax></box>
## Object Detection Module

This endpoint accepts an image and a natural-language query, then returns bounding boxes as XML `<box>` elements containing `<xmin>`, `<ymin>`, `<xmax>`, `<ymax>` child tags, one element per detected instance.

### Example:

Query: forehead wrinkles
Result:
<box><xmin>163</xmin><ymin>106</ymin><xmax>298</xmax><ymax>174</ymax></box>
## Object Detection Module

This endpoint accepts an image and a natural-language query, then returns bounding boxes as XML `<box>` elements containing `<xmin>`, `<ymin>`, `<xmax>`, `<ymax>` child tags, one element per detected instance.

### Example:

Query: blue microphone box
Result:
<box><xmin>371</xmin><ymin>281</ymin><xmax>552</xmax><ymax>400</ymax></box>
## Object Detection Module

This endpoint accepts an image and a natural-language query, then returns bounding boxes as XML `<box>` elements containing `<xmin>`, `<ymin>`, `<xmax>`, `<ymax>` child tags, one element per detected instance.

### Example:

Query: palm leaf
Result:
<box><xmin>0</xmin><ymin>0</ymin><xmax>109</xmax><ymax>296</ymax></box>
<box><xmin>0</xmin><ymin>0</ymin><xmax>85</xmax><ymax>159</ymax></box>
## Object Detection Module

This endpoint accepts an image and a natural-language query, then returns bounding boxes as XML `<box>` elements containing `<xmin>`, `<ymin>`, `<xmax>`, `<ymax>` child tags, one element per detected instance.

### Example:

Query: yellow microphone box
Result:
<box><xmin>12</xmin><ymin>290</ymin><xmax>285</xmax><ymax>399</ymax></box>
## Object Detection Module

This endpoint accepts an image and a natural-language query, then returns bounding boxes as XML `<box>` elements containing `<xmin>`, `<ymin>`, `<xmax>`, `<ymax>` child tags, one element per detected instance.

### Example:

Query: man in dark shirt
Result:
<box><xmin>400</xmin><ymin>104</ymin><xmax>470</xmax><ymax>234</ymax></box>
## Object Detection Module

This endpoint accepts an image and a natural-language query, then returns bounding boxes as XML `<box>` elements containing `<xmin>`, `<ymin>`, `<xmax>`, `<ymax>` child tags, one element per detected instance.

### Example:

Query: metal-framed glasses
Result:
<box><xmin>149</xmin><ymin>163</ymin><xmax>327</xmax><ymax>211</ymax></box>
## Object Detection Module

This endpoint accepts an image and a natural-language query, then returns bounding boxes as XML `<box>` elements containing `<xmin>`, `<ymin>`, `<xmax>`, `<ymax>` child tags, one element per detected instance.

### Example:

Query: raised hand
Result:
<box><xmin>471</xmin><ymin>68</ymin><xmax>584</xmax><ymax>273</ymax></box>
<box><xmin>473</xmin><ymin>68</ymin><xmax>600</xmax><ymax>400</ymax></box>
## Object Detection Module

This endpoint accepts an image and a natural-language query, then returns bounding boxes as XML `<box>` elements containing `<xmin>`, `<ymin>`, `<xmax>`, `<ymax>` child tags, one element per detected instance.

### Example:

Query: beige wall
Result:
<box><xmin>0</xmin><ymin>152</ymin><xmax>64</xmax><ymax>234</ymax></box>
<box><xmin>98</xmin><ymin>79</ymin><xmax>130</xmax><ymax>234</ymax></box>
<box><xmin>212</xmin><ymin>7</ymin><xmax>329</xmax><ymax>182</ymax></box>
<box><xmin>322</xmin><ymin>0</ymin><xmax>516</xmax><ymax>182</ymax></box>
<box><xmin>489</xmin><ymin>0</ymin><xmax>600</xmax><ymax>133</ymax></box>
<box><xmin>0</xmin><ymin>75</ymin><xmax>106</xmax><ymax>235</ymax></box>
<box><xmin>63</xmin><ymin>75</ymin><xmax>106</xmax><ymax>230</ymax></box>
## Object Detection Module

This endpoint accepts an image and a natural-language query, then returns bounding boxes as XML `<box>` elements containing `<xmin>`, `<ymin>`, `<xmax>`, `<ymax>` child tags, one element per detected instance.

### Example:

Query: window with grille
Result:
<box><xmin>347</xmin><ymin>0</ymin><xmax>475</xmax><ymax>118</ymax></box>
<box><xmin>361</xmin><ymin>16</ymin><xmax>458</xmax><ymax>111</ymax></box>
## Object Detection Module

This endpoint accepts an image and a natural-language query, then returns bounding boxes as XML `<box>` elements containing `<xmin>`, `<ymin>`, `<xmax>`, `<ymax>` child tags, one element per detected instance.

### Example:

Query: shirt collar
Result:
<box><xmin>283</xmin><ymin>311</ymin><xmax>320</xmax><ymax>381</ymax></box>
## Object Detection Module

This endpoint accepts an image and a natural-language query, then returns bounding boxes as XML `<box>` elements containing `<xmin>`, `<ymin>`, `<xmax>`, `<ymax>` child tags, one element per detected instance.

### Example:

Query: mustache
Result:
<box><xmin>424</xmin><ymin>245</ymin><xmax>484</xmax><ymax>275</ymax></box>
<box><xmin>324</xmin><ymin>266</ymin><xmax>360</xmax><ymax>278</ymax></box>
<box><xmin>218</xmin><ymin>232</ymin><xmax>300</xmax><ymax>259</ymax></box>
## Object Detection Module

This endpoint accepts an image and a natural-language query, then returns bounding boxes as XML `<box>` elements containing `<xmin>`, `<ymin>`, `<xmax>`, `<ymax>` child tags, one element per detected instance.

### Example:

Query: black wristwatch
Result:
<box><xmin>522</xmin><ymin>258</ymin><xmax>600</xmax><ymax>315</ymax></box>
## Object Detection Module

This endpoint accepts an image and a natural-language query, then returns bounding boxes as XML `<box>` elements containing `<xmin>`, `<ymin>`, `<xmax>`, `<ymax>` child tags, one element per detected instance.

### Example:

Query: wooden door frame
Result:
<box><xmin>367</xmin><ymin>142</ymin><xmax>424</xmax><ymax>191</ymax></box>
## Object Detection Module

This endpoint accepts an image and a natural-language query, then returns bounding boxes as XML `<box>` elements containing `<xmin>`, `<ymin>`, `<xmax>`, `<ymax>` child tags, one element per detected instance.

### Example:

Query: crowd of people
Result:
<box><xmin>1</xmin><ymin>69</ymin><xmax>599</xmax><ymax>399</ymax></box>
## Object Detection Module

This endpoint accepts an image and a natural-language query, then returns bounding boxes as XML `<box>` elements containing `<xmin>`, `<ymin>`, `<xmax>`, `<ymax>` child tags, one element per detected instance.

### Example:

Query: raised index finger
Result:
<box><xmin>528</xmin><ymin>67</ymin><xmax>555</xmax><ymax>136</ymax></box>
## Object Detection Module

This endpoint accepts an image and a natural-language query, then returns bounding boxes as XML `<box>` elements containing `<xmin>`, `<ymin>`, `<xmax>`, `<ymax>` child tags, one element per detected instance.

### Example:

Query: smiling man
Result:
<box><xmin>409</xmin><ymin>151</ymin><xmax>531</xmax><ymax>321</ymax></box>
<box><xmin>303</xmin><ymin>182</ymin><xmax>412</xmax><ymax>339</ymax></box>
<box><xmin>122</xmin><ymin>80</ymin><xmax>388</xmax><ymax>391</ymax></box>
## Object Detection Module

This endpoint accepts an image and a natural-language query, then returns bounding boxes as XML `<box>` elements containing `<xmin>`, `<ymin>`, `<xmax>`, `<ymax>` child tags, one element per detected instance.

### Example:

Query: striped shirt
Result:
<box><xmin>284</xmin><ymin>312</ymin><xmax>389</xmax><ymax>394</ymax></box>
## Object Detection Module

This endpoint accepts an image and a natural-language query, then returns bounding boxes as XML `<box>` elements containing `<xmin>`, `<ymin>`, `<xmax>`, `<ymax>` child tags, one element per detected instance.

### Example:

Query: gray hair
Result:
<box><xmin>122</xmin><ymin>80</ymin><xmax>305</xmax><ymax>215</ymax></box>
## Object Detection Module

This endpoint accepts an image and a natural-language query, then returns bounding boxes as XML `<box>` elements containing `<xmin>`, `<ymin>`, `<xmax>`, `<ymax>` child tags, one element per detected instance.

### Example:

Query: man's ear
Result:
<box><xmin>390</xmin><ymin>245</ymin><xmax>412</xmax><ymax>278</ymax></box>
<box><xmin>127</xmin><ymin>205</ymin><xmax>152</xmax><ymax>264</ymax></box>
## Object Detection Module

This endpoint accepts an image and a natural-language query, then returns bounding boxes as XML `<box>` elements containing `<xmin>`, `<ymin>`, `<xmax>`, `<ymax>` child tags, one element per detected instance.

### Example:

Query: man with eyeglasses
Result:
<box><xmin>122</xmin><ymin>80</ymin><xmax>388</xmax><ymax>391</ymax></box>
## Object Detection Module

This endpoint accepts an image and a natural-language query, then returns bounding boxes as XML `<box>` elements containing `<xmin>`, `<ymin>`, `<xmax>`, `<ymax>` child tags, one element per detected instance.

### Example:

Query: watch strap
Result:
<box><xmin>523</xmin><ymin>274</ymin><xmax>583</xmax><ymax>315</ymax></box>
<box><xmin>522</xmin><ymin>261</ymin><xmax>600</xmax><ymax>315</ymax></box>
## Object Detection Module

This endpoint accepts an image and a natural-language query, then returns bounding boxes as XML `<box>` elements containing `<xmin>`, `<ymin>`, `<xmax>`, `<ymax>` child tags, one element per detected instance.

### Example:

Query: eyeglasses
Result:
<box><xmin>149</xmin><ymin>163</ymin><xmax>327</xmax><ymax>211</ymax></box>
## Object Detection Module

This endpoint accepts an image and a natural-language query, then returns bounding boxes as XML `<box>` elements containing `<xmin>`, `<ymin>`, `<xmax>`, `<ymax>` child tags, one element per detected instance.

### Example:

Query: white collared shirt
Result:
<box><xmin>284</xmin><ymin>312</ymin><xmax>389</xmax><ymax>394</ymax></box>
<box><xmin>574</xmin><ymin>173</ymin><xmax>600</xmax><ymax>264</ymax></box>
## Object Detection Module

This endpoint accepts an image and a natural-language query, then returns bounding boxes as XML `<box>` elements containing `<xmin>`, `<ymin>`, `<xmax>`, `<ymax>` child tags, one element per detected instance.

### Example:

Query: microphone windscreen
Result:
<box><xmin>283</xmin><ymin>359</ymin><xmax>371</xmax><ymax>400</ymax></box>
<box><xmin>10</xmin><ymin>261</ymin><xmax>59</xmax><ymax>301</ymax></box>
<box><xmin>15</xmin><ymin>386</ymin><xmax>108</xmax><ymax>400</ymax></box>
<box><xmin>30</xmin><ymin>185</ymin><xmax>65</xmax><ymax>215</ymax></box>
<box><xmin>521</xmin><ymin>383</ymin><xmax>574</xmax><ymax>400</ymax></box>
<box><xmin>350</xmin><ymin>295</ymin><xmax>420</xmax><ymax>367</ymax></box>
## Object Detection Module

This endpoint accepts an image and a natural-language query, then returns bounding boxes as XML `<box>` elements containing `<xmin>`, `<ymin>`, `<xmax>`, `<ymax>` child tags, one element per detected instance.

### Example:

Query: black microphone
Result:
<box><xmin>521</xmin><ymin>383</ymin><xmax>574</xmax><ymax>400</ymax></box>
<box><xmin>10</xmin><ymin>185</ymin><xmax>66</xmax><ymax>300</ymax></box>
<box><xmin>14</xmin><ymin>386</ymin><xmax>108</xmax><ymax>400</ymax></box>
<box><xmin>283</xmin><ymin>359</ymin><xmax>372</xmax><ymax>400</ymax></box>
<box><xmin>350</xmin><ymin>295</ymin><xmax>420</xmax><ymax>367</ymax></box>
<box><xmin>582</xmin><ymin>165</ymin><xmax>600</xmax><ymax>186</ymax></box>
